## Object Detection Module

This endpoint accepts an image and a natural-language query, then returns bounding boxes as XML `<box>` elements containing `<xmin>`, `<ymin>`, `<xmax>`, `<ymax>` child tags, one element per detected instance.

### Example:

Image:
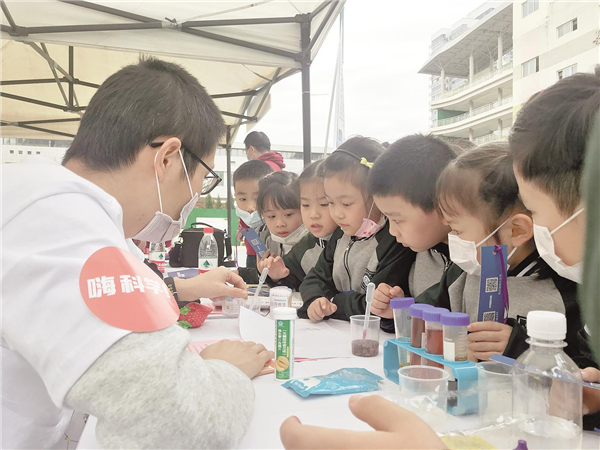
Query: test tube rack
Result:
<box><xmin>383</xmin><ymin>339</ymin><xmax>479</xmax><ymax>416</ymax></box>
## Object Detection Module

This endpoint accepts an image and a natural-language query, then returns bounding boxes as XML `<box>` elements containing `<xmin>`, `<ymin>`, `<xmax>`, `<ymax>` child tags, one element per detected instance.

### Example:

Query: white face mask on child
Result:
<box><xmin>354</xmin><ymin>202</ymin><xmax>385</xmax><ymax>239</ymax></box>
<box><xmin>270</xmin><ymin>225</ymin><xmax>309</xmax><ymax>246</ymax></box>
<box><xmin>533</xmin><ymin>208</ymin><xmax>584</xmax><ymax>284</ymax></box>
<box><xmin>448</xmin><ymin>217</ymin><xmax>517</xmax><ymax>276</ymax></box>
<box><xmin>235</xmin><ymin>206</ymin><xmax>264</xmax><ymax>228</ymax></box>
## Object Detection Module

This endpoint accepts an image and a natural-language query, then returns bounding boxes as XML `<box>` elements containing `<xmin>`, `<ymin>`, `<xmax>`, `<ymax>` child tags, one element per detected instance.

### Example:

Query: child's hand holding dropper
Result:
<box><xmin>370</xmin><ymin>283</ymin><xmax>404</xmax><ymax>319</ymax></box>
<box><xmin>258</xmin><ymin>250</ymin><xmax>290</xmax><ymax>282</ymax></box>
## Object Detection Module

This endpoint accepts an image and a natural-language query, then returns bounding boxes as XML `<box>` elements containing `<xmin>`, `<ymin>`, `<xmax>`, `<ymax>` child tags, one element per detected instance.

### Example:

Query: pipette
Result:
<box><xmin>250</xmin><ymin>267</ymin><xmax>269</xmax><ymax>313</ymax></box>
<box><xmin>363</xmin><ymin>282</ymin><xmax>375</xmax><ymax>340</ymax></box>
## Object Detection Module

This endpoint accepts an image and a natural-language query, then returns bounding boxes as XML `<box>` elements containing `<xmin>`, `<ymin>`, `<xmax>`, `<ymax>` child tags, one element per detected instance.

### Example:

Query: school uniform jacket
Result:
<box><xmin>298</xmin><ymin>221</ymin><xmax>416</xmax><ymax>321</ymax></box>
<box><xmin>416</xmin><ymin>250</ymin><xmax>598</xmax><ymax>370</ymax></box>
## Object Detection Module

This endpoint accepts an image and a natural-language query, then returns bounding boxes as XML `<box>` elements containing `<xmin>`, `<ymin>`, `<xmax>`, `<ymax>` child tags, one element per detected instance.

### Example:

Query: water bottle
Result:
<box><xmin>511</xmin><ymin>311</ymin><xmax>582</xmax><ymax>449</ymax></box>
<box><xmin>149</xmin><ymin>242</ymin><xmax>166</xmax><ymax>273</ymax></box>
<box><xmin>198</xmin><ymin>227</ymin><xmax>218</xmax><ymax>273</ymax></box>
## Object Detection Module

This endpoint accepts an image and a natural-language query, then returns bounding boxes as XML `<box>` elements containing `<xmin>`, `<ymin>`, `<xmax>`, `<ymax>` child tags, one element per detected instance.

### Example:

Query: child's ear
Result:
<box><xmin>508</xmin><ymin>213</ymin><xmax>533</xmax><ymax>247</ymax></box>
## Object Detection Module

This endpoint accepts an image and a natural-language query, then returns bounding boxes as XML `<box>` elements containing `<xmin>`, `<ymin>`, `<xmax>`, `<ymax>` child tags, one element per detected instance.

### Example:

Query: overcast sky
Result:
<box><xmin>236</xmin><ymin>0</ymin><xmax>486</xmax><ymax>149</ymax></box>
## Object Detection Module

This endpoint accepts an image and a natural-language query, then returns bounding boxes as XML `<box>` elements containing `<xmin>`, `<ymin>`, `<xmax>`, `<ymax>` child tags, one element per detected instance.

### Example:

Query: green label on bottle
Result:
<box><xmin>275</xmin><ymin>319</ymin><xmax>294</xmax><ymax>380</ymax></box>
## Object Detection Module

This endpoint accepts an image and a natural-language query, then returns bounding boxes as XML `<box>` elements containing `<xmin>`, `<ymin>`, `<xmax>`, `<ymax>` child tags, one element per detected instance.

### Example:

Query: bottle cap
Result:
<box><xmin>390</xmin><ymin>297</ymin><xmax>415</xmax><ymax>310</ymax></box>
<box><xmin>422</xmin><ymin>307</ymin><xmax>449</xmax><ymax>323</ymax></box>
<box><xmin>526</xmin><ymin>311</ymin><xmax>566</xmax><ymax>340</ymax></box>
<box><xmin>204</xmin><ymin>227</ymin><xmax>214</xmax><ymax>234</ymax></box>
<box><xmin>440</xmin><ymin>312</ymin><xmax>470</xmax><ymax>327</ymax></box>
<box><xmin>513</xmin><ymin>440</ymin><xmax>528</xmax><ymax>450</ymax></box>
<box><xmin>272</xmin><ymin>307</ymin><xmax>297</xmax><ymax>320</ymax></box>
<box><xmin>408</xmin><ymin>303</ymin><xmax>434</xmax><ymax>319</ymax></box>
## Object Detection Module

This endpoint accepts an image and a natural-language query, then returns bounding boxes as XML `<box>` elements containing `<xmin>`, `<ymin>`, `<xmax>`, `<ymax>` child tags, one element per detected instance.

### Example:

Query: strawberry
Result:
<box><xmin>177</xmin><ymin>302</ymin><xmax>212</xmax><ymax>329</ymax></box>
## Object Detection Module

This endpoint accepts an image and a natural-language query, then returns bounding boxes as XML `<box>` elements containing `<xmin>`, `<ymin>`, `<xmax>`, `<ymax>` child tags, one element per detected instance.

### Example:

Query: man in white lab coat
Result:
<box><xmin>2</xmin><ymin>57</ymin><xmax>273</xmax><ymax>449</ymax></box>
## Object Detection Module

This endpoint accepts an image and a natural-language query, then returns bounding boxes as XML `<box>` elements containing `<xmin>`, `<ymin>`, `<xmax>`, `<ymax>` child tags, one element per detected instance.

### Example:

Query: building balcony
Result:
<box><xmin>431</xmin><ymin>61</ymin><xmax>513</xmax><ymax>104</ymax></box>
<box><xmin>431</xmin><ymin>96</ymin><xmax>512</xmax><ymax>129</ymax></box>
<box><xmin>473</xmin><ymin>127</ymin><xmax>511</xmax><ymax>145</ymax></box>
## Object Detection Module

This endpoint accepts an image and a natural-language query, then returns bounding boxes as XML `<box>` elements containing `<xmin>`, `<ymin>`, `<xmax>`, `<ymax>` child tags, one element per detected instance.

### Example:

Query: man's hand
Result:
<box><xmin>307</xmin><ymin>297</ymin><xmax>337</xmax><ymax>322</ymax></box>
<box><xmin>258</xmin><ymin>254</ymin><xmax>290</xmax><ymax>282</ymax></box>
<box><xmin>467</xmin><ymin>321</ymin><xmax>513</xmax><ymax>360</ymax></box>
<box><xmin>370</xmin><ymin>283</ymin><xmax>404</xmax><ymax>319</ymax></box>
<box><xmin>176</xmin><ymin>267</ymin><xmax>248</xmax><ymax>302</ymax></box>
<box><xmin>200</xmin><ymin>340</ymin><xmax>274</xmax><ymax>379</ymax></box>
<box><xmin>280</xmin><ymin>395</ymin><xmax>445</xmax><ymax>449</ymax></box>
<box><xmin>582</xmin><ymin>367</ymin><xmax>600</xmax><ymax>415</ymax></box>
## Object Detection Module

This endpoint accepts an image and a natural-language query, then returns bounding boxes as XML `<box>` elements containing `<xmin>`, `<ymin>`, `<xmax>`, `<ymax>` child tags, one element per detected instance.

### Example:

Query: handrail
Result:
<box><xmin>432</xmin><ymin>96</ymin><xmax>513</xmax><ymax>128</ymax></box>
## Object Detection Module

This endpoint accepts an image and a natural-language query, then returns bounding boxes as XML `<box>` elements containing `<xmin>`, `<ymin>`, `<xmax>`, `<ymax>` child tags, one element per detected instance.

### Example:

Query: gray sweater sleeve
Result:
<box><xmin>64</xmin><ymin>325</ymin><xmax>255</xmax><ymax>449</ymax></box>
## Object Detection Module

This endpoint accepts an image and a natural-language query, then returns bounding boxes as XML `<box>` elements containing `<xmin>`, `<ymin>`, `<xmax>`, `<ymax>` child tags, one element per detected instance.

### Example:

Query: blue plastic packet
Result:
<box><xmin>282</xmin><ymin>368</ymin><xmax>383</xmax><ymax>398</ymax></box>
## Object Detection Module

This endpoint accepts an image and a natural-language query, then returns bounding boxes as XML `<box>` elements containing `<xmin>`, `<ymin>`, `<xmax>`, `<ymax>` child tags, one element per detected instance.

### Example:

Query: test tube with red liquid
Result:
<box><xmin>422</xmin><ymin>307</ymin><xmax>449</xmax><ymax>368</ymax></box>
<box><xmin>408</xmin><ymin>304</ymin><xmax>435</xmax><ymax>366</ymax></box>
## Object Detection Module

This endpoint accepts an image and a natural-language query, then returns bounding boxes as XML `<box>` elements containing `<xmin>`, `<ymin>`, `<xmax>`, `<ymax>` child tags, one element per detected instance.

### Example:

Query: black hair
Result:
<box><xmin>244</xmin><ymin>131</ymin><xmax>271</xmax><ymax>152</ymax></box>
<box><xmin>63</xmin><ymin>57</ymin><xmax>224</xmax><ymax>175</ymax></box>
<box><xmin>233</xmin><ymin>160</ymin><xmax>273</xmax><ymax>186</ymax></box>
<box><xmin>368</xmin><ymin>134</ymin><xmax>457</xmax><ymax>211</ymax></box>
<box><xmin>437</xmin><ymin>142</ymin><xmax>527</xmax><ymax>233</ymax></box>
<box><xmin>510</xmin><ymin>66</ymin><xmax>600</xmax><ymax>216</ymax></box>
<box><xmin>324</xmin><ymin>136</ymin><xmax>385</xmax><ymax>193</ymax></box>
<box><xmin>298</xmin><ymin>159</ymin><xmax>325</xmax><ymax>187</ymax></box>
<box><xmin>257</xmin><ymin>171</ymin><xmax>300</xmax><ymax>216</ymax></box>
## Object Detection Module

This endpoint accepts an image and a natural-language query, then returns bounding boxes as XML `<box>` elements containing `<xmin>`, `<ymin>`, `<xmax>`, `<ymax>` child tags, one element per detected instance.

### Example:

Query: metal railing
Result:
<box><xmin>473</xmin><ymin>127</ymin><xmax>511</xmax><ymax>145</ymax></box>
<box><xmin>432</xmin><ymin>96</ymin><xmax>513</xmax><ymax>128</ymax></box>
<box><xmin>431</xmin><ymin>61</ymin><xmax>513</xmax><ymax>102</ymax></box>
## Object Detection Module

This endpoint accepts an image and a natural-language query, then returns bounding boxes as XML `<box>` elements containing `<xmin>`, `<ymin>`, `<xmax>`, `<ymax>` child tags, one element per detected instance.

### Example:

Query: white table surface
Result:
<box><xmin>77</xmin><ymin>316</ymin><xmax>600</xmax><ymax>450</ymax></box>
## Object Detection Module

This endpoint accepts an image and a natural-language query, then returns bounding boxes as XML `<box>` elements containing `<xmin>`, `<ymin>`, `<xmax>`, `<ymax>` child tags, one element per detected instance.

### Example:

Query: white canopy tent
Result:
<box><xmin>0</xmin><ymin>0</ymin><xmax>344</xmax><ymax>235</ymax></box>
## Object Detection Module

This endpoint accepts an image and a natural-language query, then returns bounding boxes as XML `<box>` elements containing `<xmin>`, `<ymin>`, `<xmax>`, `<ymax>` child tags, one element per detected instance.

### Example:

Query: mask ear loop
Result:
<box><xmin>476</xmin><ymin>216</ymin><xmax>512</xmax><ymax>248</ymax></box>
<box><xmin>153</xmin><ymin>151</ymin><xmax>164</xmax><ymax>213</ymax></box>
<box><xmin>366</xmin><ymin>201</ymin><xmax>375</xmax><ymax>220</ymax></box>
<box><xmin>178</xmin><ymin>149</ymin><xmax>194</xmax><ymax>198</ymax></box>
<box><xmin>550</xmin><ymin>208</ymin><xmax>585</xmax><ymax>235</ymax></box>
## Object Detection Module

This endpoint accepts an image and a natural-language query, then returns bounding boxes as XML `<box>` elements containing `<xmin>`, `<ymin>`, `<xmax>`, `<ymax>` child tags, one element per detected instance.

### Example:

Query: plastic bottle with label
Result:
<box><xmin>149</xmin><ymin>242</ymin><xmax>166</xmax><ymax>273</ymax></box>
<box><xmin>198</xmin><ymin>228</ymin><xmax>218</xmax><ymax>273</ymax></box>
<box><xmin>511</xmin><ymin>311</ymin><xmax>582</xmax><ymax>449</ymax></box>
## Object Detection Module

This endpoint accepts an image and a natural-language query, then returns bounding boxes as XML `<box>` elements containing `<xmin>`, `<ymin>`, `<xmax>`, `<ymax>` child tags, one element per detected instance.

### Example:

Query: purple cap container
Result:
<box><xmin>390</xmin><ymin>297</ymin><xmax>415</xmax><ymax>310</ymax></box>
<box><xmin>422</xmin><ymin>307</ymin><xmax>449</xmax><ymax>323</ymax></box>
<box><xmin>408</xmin><ymin>303</ymin><xmax>434</xmax><ymax>319</ymax></box>
<box><xmin>440</xmin><ymin>312</ymin><xmax>470</xmax><ymax>327</ymax></box>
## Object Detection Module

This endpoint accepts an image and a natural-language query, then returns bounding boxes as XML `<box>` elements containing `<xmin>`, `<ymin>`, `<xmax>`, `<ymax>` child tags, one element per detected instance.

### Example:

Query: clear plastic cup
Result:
<box><xmin>477</xmin><ymin>361</ymin><xmax>513</xmax><ymax>426</ymax></box>
<box><xmin>397</xmin><ymin>365</ymin><xmax>449</xmax><ymax>421</ymax></box>
<box><xmin>350</xmin><ymin>315</ymin><xmax>381</xmax><ymax>357</ymax></box>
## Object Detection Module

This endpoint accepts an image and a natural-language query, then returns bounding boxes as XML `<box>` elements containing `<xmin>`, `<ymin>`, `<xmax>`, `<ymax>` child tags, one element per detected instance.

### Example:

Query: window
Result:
<box><xmin>557</xmin><ymin>19</ymin><xmax>577</xmax><ymax>38</ymax></box>
<box><xmin>36</xmin><ymin>151</ymin><xmax>41</xmax><ymax>155</ymax></box>
<box><xmin>558</xmin><ymin>64</ymin><xmax>577</xmax><ymax>80</ymax></box>
<box><xmin>18</xmin><ymin>150</ymin><xmax>23</xmax><ymax>155</ymax></box>
<box><xmin>522</xmin><ymin>57</ymin><xmax>539</xmax><ymax>78</ymax></box>
<box><xmin>9</xmin><ymin>150</ymin><xmax>14</xmax><ymax>154</ymax></box>
<box><xmin>522</xmin><ymin>0</ymin><xmax>539</xmax><ymax>18</ymax></box>
<box><xmin>27</xmin><ymin>151</ymin><xmax>32</xmax><ymax>155</ymax></box>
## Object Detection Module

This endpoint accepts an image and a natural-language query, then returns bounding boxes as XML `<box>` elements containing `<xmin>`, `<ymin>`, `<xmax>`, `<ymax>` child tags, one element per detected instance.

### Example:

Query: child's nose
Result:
<box><xmin>309</xmin><ymin>208</ymin><xmax>320</xmax><ymax>219</ymax></box>
<box><xmin>247</xmin><ymin>200</ymin><xmax>257</xmax><ymax>213</ymax></box>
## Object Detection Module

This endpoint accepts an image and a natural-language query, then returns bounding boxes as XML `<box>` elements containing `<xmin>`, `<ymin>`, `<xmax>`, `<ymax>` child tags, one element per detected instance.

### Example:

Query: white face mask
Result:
<box><xmin>133</xmin><ymin>150</ymin><xmax>198</xmax><ymax>243</ymax></box>
<box><xmin>236</xmin><ymin>206</ymin><xmax>264</xmax><ymax>229</ymax></box>
<box><xmin>270</xmin><ymin>225</ymin><xmax>309</xmax><ymax>247</ymax></box>
<box><xmin>448</xmin><ymin>217</ymin><xmax>517</xmax><ymax>276</ymax></box>
<box><xmin>533</xmin><ymin>208</ymin><xmax>585</xmax><ymax>283</ymax></box>
<box><xmin>354</xmin><ymin>202</ymin><xmax>385</xmax><ymax>239</ymax></box>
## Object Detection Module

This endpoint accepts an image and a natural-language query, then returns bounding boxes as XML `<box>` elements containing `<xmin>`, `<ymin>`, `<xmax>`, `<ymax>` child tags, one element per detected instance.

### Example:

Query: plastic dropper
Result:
<box><xmin>250</xmin><ymin>267</ymin><xmax>269</xmax><ymax>313</ymax></box>
<box><xmin>363</xmin><ymin>282</ymin><xmax>376</xmax><ymax>340</ymax></box>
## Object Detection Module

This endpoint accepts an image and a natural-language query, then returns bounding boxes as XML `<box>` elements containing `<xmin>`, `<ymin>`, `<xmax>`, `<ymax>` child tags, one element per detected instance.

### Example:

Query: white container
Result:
<box><xmin>222</xmin><ymin>297</ymin><xmax>241</xmax><ymax>317</ymax></box>
<box><xmin>269</xmin><ymin>286</ymin><xmax>291</xmax><ymax>310</ymax></box>
<box><xmin>273</xmin><ymin>307</ymin><xmax>296</xmax><ymax>380</ymax></box>
<box><xmin>512</xmin><ymin>311</ymin><xmax>582</xmax><ymax>449</ymax></box>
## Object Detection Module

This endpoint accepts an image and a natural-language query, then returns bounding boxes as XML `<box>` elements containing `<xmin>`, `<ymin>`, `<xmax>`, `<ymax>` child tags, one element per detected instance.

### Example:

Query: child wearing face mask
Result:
<box><xmin>298</xmin><ymin>137</ymin><xmax>414</xmax><ymax>322</ymax></box>
<box><xmin>417</xmin><ymin>142</ymin><xmax>595</xmax><ymax>367</ymax></box>
<box><xmin>258</xmin><ymin>160</ymin><xmax>339</xmax><ymax>290</ymax></box>
<box><xmin>233</xmin><ymin>160</ymin><xmax>273</xmax><ymax>269</ymax></box>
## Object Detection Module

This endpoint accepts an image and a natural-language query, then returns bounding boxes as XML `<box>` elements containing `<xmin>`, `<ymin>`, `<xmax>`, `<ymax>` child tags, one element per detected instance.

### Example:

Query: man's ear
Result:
<box><xmin>508</xmin><ymin>213</ymin><xmax>534</xmax><ymax>248</ymax></box>
<box><xmin>153</xmin><ymin>137</ymin><xmax>182</xmax><ymax>182</ymax></box>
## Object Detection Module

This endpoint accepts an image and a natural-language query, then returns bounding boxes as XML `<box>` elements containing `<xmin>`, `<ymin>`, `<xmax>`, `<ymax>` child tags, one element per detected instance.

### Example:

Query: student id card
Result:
<box><xmin>241</xmin><ymin>228</ymin><xmax>268</xmax><ymax>258</ymax></box>
<box><xmin>477</xmin><ymin>245</ymin><xmax>509</xmax><ymax>323</ymax></box>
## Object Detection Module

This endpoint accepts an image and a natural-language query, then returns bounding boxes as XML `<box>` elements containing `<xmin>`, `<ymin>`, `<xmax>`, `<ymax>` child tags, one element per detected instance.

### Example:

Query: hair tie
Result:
<box><xmin>360</xmin><ymin>157</ymin><xmax>373</xmax><ymax>169</ymax></box>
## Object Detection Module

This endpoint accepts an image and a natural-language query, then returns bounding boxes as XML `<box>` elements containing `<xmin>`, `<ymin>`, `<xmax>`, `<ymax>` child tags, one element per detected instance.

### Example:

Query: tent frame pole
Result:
<box><xmin>225</xmin><ymin>127</ymin><xmax>233</xmax><ymax>241</ymax></box>
<box><xmin>300</xmin><ymin>15</ymin><xmax>312</xmax><ymax>168</ymax></box>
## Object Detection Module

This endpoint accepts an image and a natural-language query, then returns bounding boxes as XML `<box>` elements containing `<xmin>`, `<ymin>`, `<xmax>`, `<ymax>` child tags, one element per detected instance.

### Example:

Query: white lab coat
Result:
<box><xmin>1</xmin><ymin>158</ymin><xmax>132</xmax><ymax>449</ymax></box>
